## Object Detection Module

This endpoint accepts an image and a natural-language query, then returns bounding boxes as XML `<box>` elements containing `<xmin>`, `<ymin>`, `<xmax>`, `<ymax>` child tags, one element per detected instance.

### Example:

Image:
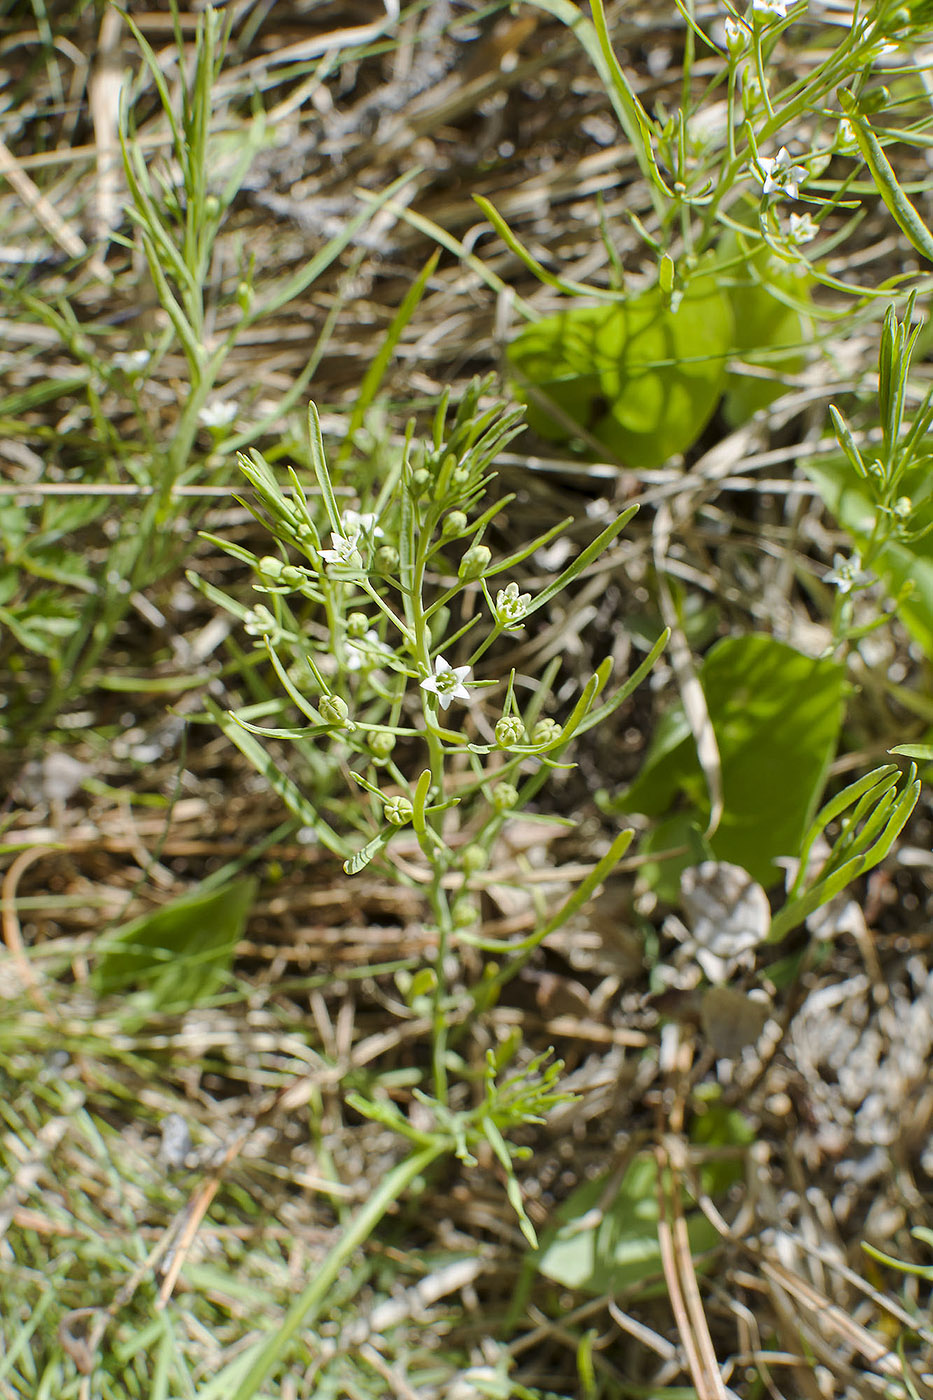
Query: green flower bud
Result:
<box><xmin>368</xmin><ymin>731</ymin><xmax>396</xmax><ymax>760</ymax></box>
<box><xmin>452</xmin><ymin>464</ymin><xmax>471</xmax><ymax>487</ymax></box>
<box><xmin>410</xmin><ymin>468</ymin><xmax>431</xmax><ymax>497</ymax></box>
<box><xmin>347</xmin><ymin>611</ymin><xmax>369</xmax><ymax>639</ymax></box>
<box><xmin>495</xmin><ymin>715</ymin><xmax>525</xmax><ymax>748</ymax></box>
<box><xmin>532</xmin><ymin>718</ymin><xmax>562</xmax><ymax>746</ymax></box>
<box><xmin>459</xmin><ymin>544</ymin><xmax>492</xmax><ymax>580</ymax></box>
<box><xmin>236</xmin><ymin>281</ymin><xmax>253</xmax><ymax>315</ymax></box>
<box><xmin>442</xmin><ymin>510</ymin><xmax>469</xmax><ymax>538</ymax></box>
<box><xmin>259</xmin><ymin>556</ymin><xmax>285</xmax><ymax>580</ymax></box>
<box><xmin>376</xmin><ymin>545</ymin><xmax>399</xmax><ymax>573</ymax></box>
<box><xmin>461</xmin><ymin>843</ymin><xmax>488</xmax><ymax>875</ymax></box>
<box><xmin>492</xmin><ymin>781</ymin><xmax>519</xmax><ymax>812</ymax></box>
<box><xmin>204</xmin><ymin>193</ymin><xmax>221</xmax><ymax>219</ymax></box>
<box><xmin>452</xmin><ymin>897</ymin><xmax>478</xmax><ymax>929</ymax></box>
<box><xmin>384</xmin><ymin>795</ymin><xmax>413</xmax><ymax>826</ymax></box>
<box><xmin>319</xmin><ymin>694</ymin><xmax>350</xmax><ymax>728</ymax></box>
<box><xmin>894</xmin><ymin>496</ymin><xmax>912</xmax><ymax>520</ymax></box>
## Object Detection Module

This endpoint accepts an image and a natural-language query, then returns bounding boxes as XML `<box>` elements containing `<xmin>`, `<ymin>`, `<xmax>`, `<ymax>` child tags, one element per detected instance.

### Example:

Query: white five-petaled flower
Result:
<box><xmin>756</xmin><ymin>146</ymin><xmax>807</xmax><ymax>200</ymax></box>
<box><xmin>788</xmin><ymin>211</ymin><xmax>818</xmax><ymax>244</ymax></box>
<box><xmin>198</xmin><ymin>398</ymin><xmax>238</xmax><ymax>430</ymax></box>
<box><xmin>319</xmin><ymin>509</ymin><xmax>383</xmax><ymax>566</ymax></box>
<box><xmin>345</xmin><ymin>630</ymin><xmax>391</xmax><ymax>672</ymax></box>
<box><xmin>495</xmin><ymin>581</ymin><xmax>532</xmax><ymax>629</ymax></box>
<box><xmin>112</xmin><ymin>349</ymin><xmax>151</xmax><ymax>376</ymax></box>
<box><xmin>824</xmin><ymin>552</ymin><xmax>873</xmax><ymax>595</ymax></box>
<box><xmin>420</xmin><ymin>654</ymin><xmax>474</xmax><ymax>711</ymax></box>
<box><xmin>319</xmin><ymin>532</ymin><xmax>363</xmax><ymax>566</ymax></box>
<box><xmin>751</xmin><ymin>0</ymin><xmax>790</xmax><ymax>16</ymax></box>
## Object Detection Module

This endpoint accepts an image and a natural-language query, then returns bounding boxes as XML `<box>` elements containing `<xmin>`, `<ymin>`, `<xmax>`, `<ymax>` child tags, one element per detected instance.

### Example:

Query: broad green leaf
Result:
<box><xmin>508</xmin><ymin>269</ymin><xmax>733</xmax><ymax>467</ymax></box>
<box><xmin>537</xmin><ymin>1153</ymin><xmax>719</xmax><ymax>1295</ymax></box>
<box><xmin>610</xmin><ymin>635</ymin><xmax>846</xmax><ymax>886</ymax></box>
<box><xmin>721</xmin><ymin>244</ymin><xmax>811</xmax><ymax>425</ymax></box>
<box><xmin>804</xmin><ymin>452</ymin><xmax>933</xmax><ymax>658</ymax></box>
<box><xmin>92</xmin><ymin>876</ymin><xmax>257</xmax><ymax>1009</ymax></box>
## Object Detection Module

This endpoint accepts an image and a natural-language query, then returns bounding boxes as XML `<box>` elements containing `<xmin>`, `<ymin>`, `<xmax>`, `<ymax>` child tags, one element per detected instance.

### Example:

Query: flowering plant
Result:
<box><xmin>195</xmin><ymin>377</ymin><xmax>666</xmax><ymax>1110</ymax></box>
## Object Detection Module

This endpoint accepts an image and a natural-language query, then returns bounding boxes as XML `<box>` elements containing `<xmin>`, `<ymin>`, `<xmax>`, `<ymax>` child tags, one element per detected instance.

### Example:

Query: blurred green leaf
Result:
<box><xmin>609</xmin><ymin>635</ymin><xmax>847</xmax><ymax>886</ymax></box>
<box><xmin>93</xmin><ymin>876</ymin><xmax>257</xmax><ymax>1009</ymax></box>
<box><xmin>721</xmin><ymin>242</ymin><xmax>811</xmax><ymax>425</ymax></box>
<box><xmin>537</xmin><ymin>1154</ymin><xmax>719</xmax><ymax>1295</ymax></box>
<box><xmin>508</xmin><ymin>268</ymin><xmax>733</xmax><ymax>467</ymax></box>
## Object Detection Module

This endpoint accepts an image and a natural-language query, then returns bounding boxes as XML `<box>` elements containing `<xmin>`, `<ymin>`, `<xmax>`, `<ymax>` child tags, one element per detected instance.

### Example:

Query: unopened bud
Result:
<box><xmin>532</xmin><ymin>718</ymin><xmax>562</xmax><ymax>746</ymax></box>
<box><xmin>495</xmin><ymin>716</ymin><xmax>525</xmax><ymax>748</ymax></box>
<box><xmin>319</xmin><ymin>695</ymin><xmax>350</xmax><ymax>728</ymax></box>
<box><xmin>384</xmin><ymin>795</ymin><xmax>413</xmax><ymax>826</ymax></box>
<box><xmin>461</xmin><ymin>843</ymin><xmax>488</xmax><ymax>875</ymax></box>
<box><xmin>492</xmin><ymin>781</ymin><xmax>519</xmax><ymax>812</ymax></box>
<box><xmin>459</xmin><ymin>544</ymin><xmax>492</xmax><ymax>580</ymax></box>
<box><xmin>368</xmin><ymin>731</ymin><xmax>396</xmax><ymax>760</ymax></box>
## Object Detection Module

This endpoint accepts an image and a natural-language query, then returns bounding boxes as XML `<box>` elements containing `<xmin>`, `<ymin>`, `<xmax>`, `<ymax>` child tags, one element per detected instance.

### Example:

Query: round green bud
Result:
<box><xmin>204</xmin><ymin>193</ymin><xmax>221</xmax><ymax>219</ymax></box>
<box><xmin>384</xmin><ymin>795</ymin><xmax>413</xmax><ymax>826</ymax></box>
<box><xmin>319</xmin><ymin>694</ymin><xmax>350</xmax><ymax>728</ymax></box>
<box><xmin>459</xmin><ymin>544</ymin><xmax>492</xmax><ymax>580</ymax></box>
<box><xmin>410</xmin><ymin>468</ymin><xmax>431</xmax><ymax>497</ymax></box>
<box><xmin>259</xmin><ymin>555</ymin><xmax>285</xmax><ymax>580</ymax></box>
<box><xmin>236</xmin><ymin>281</ymin><xmax>253</xmax><ymax>315</ymax></box>
<box><xmin>492</xmin><ymin>781</ymin><xmax>519</xmax><ymax>812</ymax></box>
<box><xmin>452</xmin><ymin>897</ymin><xmax>478</xmax><ymax>929</ymax></box>
<box><xmin>368</xmin><ymin>731</ymin><xmax>396</xmax><ymax>760</ymax></box>
<box><xmin>347</xmin><ymin>611</ymin><xmax>369</xmax><ymax>639</ymax></box>
<box><xmin>452</xmin><ymin>464</ymin><xmax>471</xmax><ymax>487</ymax></box>
<box><xmin>495</xmin><ymin>715</ymin><xmax>525</xmax><ymax>748</ymax></box>
<box><xmin>894</xmin><ymin>496</ymin><xmax>912</xmax><ymax>520</ymax></box>
<box><xmin>442</xmin><ymin>510</ymin><xmax>468</xmax><ymax>538</ymax></box>
<box><xmin>376</xmin><ymin>545</ymin><xmax>399</xmax><ymax>573</ymax></box>
<box><xmin>461</xmin><ymin>843</ymin><xmax>488</xmax><ymax>875</ymax></box>
<box><xmin>532</xmin><ymin>718</ymin><xmax>562</xmax><ymax>746</ymax></box>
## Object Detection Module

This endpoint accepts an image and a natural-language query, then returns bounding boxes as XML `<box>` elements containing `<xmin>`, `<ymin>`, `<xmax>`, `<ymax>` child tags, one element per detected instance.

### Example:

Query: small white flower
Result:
<box><xmin>494</xmin><ymin>581</ymin><xmax>532</xmax><ymax>629</ymax></box>
<box><xmin>112</xmin><ymin>349</ymin><xmax>150</xmax><ymax>375</ymax></box>
<box><xmin>751</xmin><ymin>0</ymin><xmax>789</xmax><ymax>16</ymax></box>
<box><xmin>824</xmin><ymin>552</ymin><xmax>873</xmax><ymax>595</ymax></box>
<box><xmin>341</xmin><ymin>509</ymin><xmax>383</xmax><ymax>541</ymax></box>
<box><xmin>723</xmin><ymin>15</ymin><xmax>746</xmax><ymax>49</ymax></box>
<box><xmin>319</xmin><ymin>532</ymin><xmax>363</xmax><ymax>567</ymax></box>
<box><xmin>345</xmin><ymin>630</ymin><xmax>391</xmax><ymax>672</ymax></box>
<box><xmin>756</xmin><ymin>146</ymin><xmax>807</xmax><ymax>200</ymax></box>
<box><xmin>420</xmin><ymin>654</ymin><xmax>474</xmax><ymax>711</ymax></box>
<box><xmin>788</xmin><ymin>211</ymin><xmax>818</xmax><ymax>244</ymax></box>
<box><xmin>198</xmin><ymin>398</ymin><xmax>238</xmax><ymax>430</ymax></box>
<box><xmin>320</xmin><ymin>509</ymin><xmax>383</xmax><ymax>567</ymax></box>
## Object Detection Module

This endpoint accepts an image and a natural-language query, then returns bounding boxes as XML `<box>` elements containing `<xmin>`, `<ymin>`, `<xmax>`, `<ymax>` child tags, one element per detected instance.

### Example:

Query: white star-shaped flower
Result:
<box><xmin>198</xmin><ymin>398</ymin><xmax>238</xmax><ymax>430</ymax></box>
<box><xmin>751</xmin><ymin>0</ymin><xmax>789</xmax><ymax>16</ymax></box>
<box><xmin>319</xmin><ymin>532</ymin><xmax>363</xmax><ymax>566</ymax></box>
<box><xmin>420</xmin><ymin>655</ymin><xmax>474</xmax><ymax>711</ymax></box>
<box><xmin>824</xmin><ymin>552</ymin><xmax>873</xmax><ymax>595</ymax></box>
<box><xmin>756</xmin><ymin>146</ymin><xmax>807</xmax><ymax>200</ymax></box>
<box><xmin>494</xmin><ymin>581</ymin><xmax>532</xmax><ymax>630</ymax></box>
<box><xmin>788</xmin><ymin>211</ymin><xmax>818</xmax><ymax>244</ymax></box>
<box><xmin>319</xmin><ymin>509</ymin><xmax>383</xmax><ymax>567</ymax></box>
